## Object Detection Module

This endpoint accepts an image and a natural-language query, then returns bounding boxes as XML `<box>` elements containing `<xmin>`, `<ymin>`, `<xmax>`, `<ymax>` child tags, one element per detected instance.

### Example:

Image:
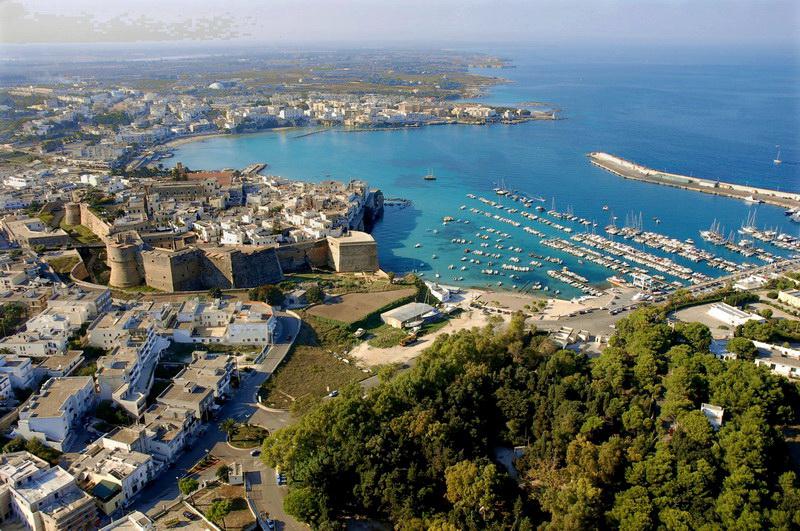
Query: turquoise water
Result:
<box><xmin>170</xmin><ymin>47</ymin><xmax>799</xmax><ymax>296</ymax></box>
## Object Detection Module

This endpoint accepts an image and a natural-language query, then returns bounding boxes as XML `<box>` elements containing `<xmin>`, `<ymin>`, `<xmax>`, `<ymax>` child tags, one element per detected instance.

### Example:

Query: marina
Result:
<box><xmin>399</xmin><ymin>188</ymin><xmax>796</xmax><ymax>299</ymax></box>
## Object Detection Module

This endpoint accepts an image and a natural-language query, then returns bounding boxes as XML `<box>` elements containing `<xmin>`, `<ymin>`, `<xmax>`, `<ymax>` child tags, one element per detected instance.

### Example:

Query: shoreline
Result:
<box><xmin>153</xmin><ymin>115</ymin><xmax>557</xmax><ymax>155</ymax></box>
<box><xmin>589</xmin><ymin>152</ymin><xmax>800</xmax><ymax>210</ymax></box>
<box><xmin>157</xmin><ymin>127</ymin><xmax>301</xmax><ymax>150</ymax></box>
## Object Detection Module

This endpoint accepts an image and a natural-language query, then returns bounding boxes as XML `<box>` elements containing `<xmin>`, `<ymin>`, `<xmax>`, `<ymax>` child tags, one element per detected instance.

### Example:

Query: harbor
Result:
<box><xmin>403</xmin><ymin>185</ymin><xmax>798</xmax><ymax>300</ymax></box>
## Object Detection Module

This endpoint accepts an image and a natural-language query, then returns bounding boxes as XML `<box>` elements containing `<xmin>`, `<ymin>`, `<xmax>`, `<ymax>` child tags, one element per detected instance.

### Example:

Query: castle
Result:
<box><xmin>64</xmin><ymin>173</ymin><xmax>382</xmax><ymax>292</ymax></box>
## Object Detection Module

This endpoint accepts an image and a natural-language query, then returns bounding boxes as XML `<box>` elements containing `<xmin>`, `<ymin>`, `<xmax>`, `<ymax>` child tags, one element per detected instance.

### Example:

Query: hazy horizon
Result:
<box><xmin>1</xmin><ymin>0</ymin><xmax>798</xmax><ymax>48</ymax></box>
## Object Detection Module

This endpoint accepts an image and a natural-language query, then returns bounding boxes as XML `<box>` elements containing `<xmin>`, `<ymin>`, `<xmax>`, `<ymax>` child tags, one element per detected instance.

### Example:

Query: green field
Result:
<box><xmin>259</xmin><ymin>319</ymin><xmax>365</xmax><ymax>413</ymax></box>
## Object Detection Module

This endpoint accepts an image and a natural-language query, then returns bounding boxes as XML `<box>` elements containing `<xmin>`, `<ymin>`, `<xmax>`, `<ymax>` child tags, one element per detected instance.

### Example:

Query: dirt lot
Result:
<box><xmin>306</xmin><ymin>288</ymin><xmax>416</xmax><ymax>324</ymax></box>
<box><xmin>349</xmin><ymin>309</ymin><xmax>491</xmax><ymax>366</ymax></box>
<box><xmin>191</xmin><ymin>483</ymin><xmax>254</xmax><ymax>531</ymax></box>
<box><xmin>672</xmin><ymin>303</ymin><xmax>734</xmax><ymax>338</ymax></box>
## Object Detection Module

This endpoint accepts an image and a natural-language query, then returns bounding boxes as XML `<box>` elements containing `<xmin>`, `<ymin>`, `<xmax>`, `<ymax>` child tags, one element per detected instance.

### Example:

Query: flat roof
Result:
<box><xmin>24</xmin><ymin>376</ymin><xmax>91</xmax><ymax>418</ymax></box>
<box><xmin>381</xmin><ymin>302</ymin><xmax>435</xmax><ymax>323</ymax></box>
<box><xmin>15</xmin><ymin>466</ymin><xmax>74</xmax><ymax>505</ymax></box>
<box><xmin>328</xmin><ymin>230</ymin><xmax>375</xmax><ymax>244</ymax></box>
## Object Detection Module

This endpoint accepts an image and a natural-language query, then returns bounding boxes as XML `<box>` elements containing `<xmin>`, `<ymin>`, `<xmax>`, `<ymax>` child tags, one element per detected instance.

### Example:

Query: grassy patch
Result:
<box><xmin>38</xmin><ymin>211</ymin><xmax>55</xmax><ymax>226</ymax></box>
<box><xmin>306</xmin><ymin>288</ymin><xmax>416</xmax><ymax>324</ymax></box>
<box><xmin>74</xmin><ymin>362</ymin><xmax>97</xmax><ymax>377</ymax></box>
<box><xmin>228</xmin><ymin>424</ymin><xmax>268</xmax><ymax>449</ymax></box>
<box><xmin>285</xmin><ymin>272</ymin><xmax>410</xmax><ymax>295</ymax></box>
<box><xmin>367</xmin><ymin>325</ymin><xmax>408</xmax><ymax>348</ymax></box>
<box><xmin>60</xmin><ymin>222</ymin><xmax>101</xmax><ymax>244</ymax></box>
<box><xmin>191</xmin><ymin>483</ymin><xmax>254</xmax><ymax>531</ymax></box>
<box><xmin>46</xmin><ymin>255</ymin><xmax>79</xmax><ymax>274</ymax></box>
<box><xmin>259</xmin><ymin>320</ymin><xmax>365</xmax><ymax>411</ymax></box>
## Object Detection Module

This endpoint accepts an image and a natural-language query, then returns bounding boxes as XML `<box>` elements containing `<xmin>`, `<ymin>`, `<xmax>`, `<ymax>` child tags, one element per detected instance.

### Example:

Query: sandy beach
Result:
<box><xmin>156</xmin><ymin>127</ymin><xmax>301</xmax><ymax>151</ymax></box>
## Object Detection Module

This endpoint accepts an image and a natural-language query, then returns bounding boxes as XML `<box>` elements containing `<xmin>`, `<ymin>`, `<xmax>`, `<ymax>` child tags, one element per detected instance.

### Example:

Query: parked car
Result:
<box><xmin>183</xmin><ymin>511</ymin><xmax>198</xmax><ymax>521</ymax></box>
<box><xmin>250</xmin><ymin>449</ymin><xmax>260</xmax><ymax>457</ymax></box>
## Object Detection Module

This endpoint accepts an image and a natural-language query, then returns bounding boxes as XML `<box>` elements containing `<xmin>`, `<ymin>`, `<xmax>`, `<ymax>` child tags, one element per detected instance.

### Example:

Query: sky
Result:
<box><xmin>0</xmin><ymin>0</ymin><xmax>798</xmax><ymax>48</ymax></box>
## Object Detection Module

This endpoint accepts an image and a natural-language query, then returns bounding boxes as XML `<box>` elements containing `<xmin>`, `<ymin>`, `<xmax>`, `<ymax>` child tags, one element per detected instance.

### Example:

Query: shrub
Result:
<box><xmin>216</xmin><ymin>464</ymin><xmax>231</xmax><ymax>483</ymax></box>
<box><xmin>205</xmin><ymin>499</ymin><xmax>232</xmax><ymax>524</ymax></box>
<box><xmin>305</xmin><ymin>285</ymin><xmax>324</xmax><ymax>304</ymax></box>
<box><xmin>178</xmin><ymin>477</ymin><xmax>199</xmax><ymax>495</ymax></box>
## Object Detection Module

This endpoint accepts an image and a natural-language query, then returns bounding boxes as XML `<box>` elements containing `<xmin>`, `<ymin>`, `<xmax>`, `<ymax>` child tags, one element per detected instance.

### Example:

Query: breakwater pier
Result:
<box><xmin>589</xmin><ymin>152</ymin><xmax>800</xmax><ymax>210</ymax></box>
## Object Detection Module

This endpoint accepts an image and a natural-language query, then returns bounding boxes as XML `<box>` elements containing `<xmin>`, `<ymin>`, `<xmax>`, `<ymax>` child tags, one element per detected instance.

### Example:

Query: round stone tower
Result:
<box><xmin>63</xmin><ymin>202</ymin><xmax>81</xmax><ymax>226</ymax></box>
<box><xmin>107</xmin><ymin>241</ymin><xmax>142</xmax><ymax>288</ymax></box>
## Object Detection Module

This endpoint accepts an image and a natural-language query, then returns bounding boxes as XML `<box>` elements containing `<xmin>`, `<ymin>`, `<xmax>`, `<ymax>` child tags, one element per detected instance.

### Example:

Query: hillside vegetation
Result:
<box><xmin>262</xmin><ymin>307</ymin><xmax>800</xmax><ymax>529</ymax></box>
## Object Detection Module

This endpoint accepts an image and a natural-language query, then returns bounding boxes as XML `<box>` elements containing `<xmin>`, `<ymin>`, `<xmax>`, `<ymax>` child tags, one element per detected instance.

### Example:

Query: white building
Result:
<box><xmin>752</xmin><ymin>340</ymin><xmax>800</xmax><ymax>380</ymax></box>
<box><xmin>0</xmin><ymin>374</ymin><xmax>12</xmax><ymax>402</ymax></box>
<box><xmin>0</xmin><ymin>451</ymin><xmax>99</xmax><ymax>530</ymax></box>
<box><xmin>106</xmin><ymin>403</ymin><xmax>200</xmax><ymax>466</ymax></box>
<box><xmin>46</xmin><ymin>287</ymin><xmax>111</xmax><ymax>327</ymax></box>
<box><xmin>0</xmin><ymin>327</ymin><xmax>70</xmax><ymax>358</ymax></box>
<box><xmin>706</xmin><ymin>302</ymin><xmax>765</xmax><ymax>327</ymax></box>
<box><xmin>180</xmin><ymin>351</ymin><xmax>236</xmax><ymax>400</ymax></box>
<box><xmin>93</xmin><ymin>310</ymin><xmax>170</xmax><ymax>417</ymax></box>
<box><xmin>0</xmin><ymin>354</ymin><xmax>34</xmax><ymax>392</ymax></box>
<box><xmin>15</xmin><ymin>376</ymin><xmax>96</xmax><ymax>451</ymax></box>
<box><xmin>99</xmin><ymin>511</ymin><xmax>153</xmax><ymax>531</ymax></box>
<box><xmin>777</xmin><ymin>289</ymin><xmax>800</xmax><ymax>309</ymax></box>
<box><xmin>173</xmin><ymin>298</ymin><xmax>277</xmax><ymax>346</ymax></box>
<box><xmin>700</xmin><ymin>403</ymin><xmax>724</xmax><ymax>431</ymax></box>
<box><xmin>68</xmin><ymin>437</ymin><xmax>156</xmax><ymax>514</ymax></box>
<box><xmin>733</xmin><ymin>275</ymin><xmax>767</xmax><ymax>291</ymax></box>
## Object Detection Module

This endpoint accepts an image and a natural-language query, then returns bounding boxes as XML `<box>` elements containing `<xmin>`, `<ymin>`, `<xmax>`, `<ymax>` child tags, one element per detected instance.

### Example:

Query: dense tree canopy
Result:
<box><xmin>262</xmin><ymin>310</ymin><xmax>800</xmax><ymax>529</ymax></box>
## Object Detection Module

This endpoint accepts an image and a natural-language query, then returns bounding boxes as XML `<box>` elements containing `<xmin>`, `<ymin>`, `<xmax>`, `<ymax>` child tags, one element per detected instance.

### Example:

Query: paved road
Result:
<box><xmin>129</xmin><ymin>312</ymin><xmax>305</xmax><ymax>529</ymax></box>
<box><xmin>687</xmin><ymin>257</ymin><xmax>800</xmax><ymax>294</ymax></box>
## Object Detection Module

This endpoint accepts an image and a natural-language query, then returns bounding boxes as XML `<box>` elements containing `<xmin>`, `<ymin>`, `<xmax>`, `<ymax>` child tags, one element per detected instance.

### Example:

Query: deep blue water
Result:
<box><xmin>171</xmin><ymin>47</ymin><xmax>800</xmax><ymax>296</ymax></box>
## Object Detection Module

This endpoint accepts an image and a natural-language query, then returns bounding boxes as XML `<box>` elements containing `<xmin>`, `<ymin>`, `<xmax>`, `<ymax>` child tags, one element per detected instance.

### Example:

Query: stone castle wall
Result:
<box><xmin>228</xmin><ymin>247</ymin><xmax>284</xmax><ymax>288</ymax></box>
<box><xmin>63</xmin><ymin>203</ymin><xmax>81</xmax><ymax>226</ymax></box>
<box><xmin>142</xmin><ymin>247</ymin><xmax>204</xmax><ymax>292</ymax></box>
<box><xmin>78</xmin><ymin>203</ymin><xmax>113</xmax><ymax>241</ymax></box>
<box><xmin>274</xmin><ymin>239</ymin><xmax>332</xmax><ymax>272</ymax></box>
<box><xmin>327</xmin><ymin>232</ymin><xmax>379</xmax><ymax>272</ymax></box>
<box><xmin>126</xmin><ymin>233</ymin><xmax>376</xmax><ymax>292</ymax></box>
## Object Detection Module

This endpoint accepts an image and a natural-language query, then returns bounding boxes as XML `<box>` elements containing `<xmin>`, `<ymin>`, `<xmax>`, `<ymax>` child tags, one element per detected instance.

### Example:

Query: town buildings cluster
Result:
<box><xmin>0</xmin><ymin>248</ymin><xmax>273</xmax><ymax>527</ymax></box>
<box><xmin>3</xmin><ymin>83</ymin><xmax>548</xmax><ymax>173</ymax></box>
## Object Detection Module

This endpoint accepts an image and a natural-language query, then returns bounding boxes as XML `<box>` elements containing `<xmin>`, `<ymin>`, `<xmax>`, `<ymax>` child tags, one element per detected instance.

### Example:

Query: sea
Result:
<box><xmin>170</xmin><ymin>45</ymin><xmax>800</xmax><ymax>297</ymax></box>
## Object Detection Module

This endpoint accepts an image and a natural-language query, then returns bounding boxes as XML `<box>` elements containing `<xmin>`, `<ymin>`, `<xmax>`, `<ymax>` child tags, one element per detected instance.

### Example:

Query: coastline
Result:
<box><xmin>156</xmin><ymin>115</ymin><xmax>557</xmax><ymax>154</ymax></box>
<box><xmin>157</xmin><ymin>127</ymin><xmax>300</xmax><ymax>150</ymax></box>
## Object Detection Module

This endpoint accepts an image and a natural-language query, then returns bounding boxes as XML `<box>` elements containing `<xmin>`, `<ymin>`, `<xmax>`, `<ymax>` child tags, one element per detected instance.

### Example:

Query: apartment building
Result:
<box><xmin>68</xmin><ymin>437</ymin><xmax>156</xmax><ymax>514</ymax></box>
<box><xmin>15</xmin><ymin>377</ymin><xmax>96</xmax><ymax>451</ymax></box>
<box><xmin>0</xmin><ymin>451</ymin><xmax>99</xmax><ymax>530</ymax></box>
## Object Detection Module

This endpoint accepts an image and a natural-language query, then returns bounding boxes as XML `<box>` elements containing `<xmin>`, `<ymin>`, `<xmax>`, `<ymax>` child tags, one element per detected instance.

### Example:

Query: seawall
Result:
<box><xmin>588</xmin><ymin>152</ymin><xmax>800</xmax><ymax>210</ymax></box>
